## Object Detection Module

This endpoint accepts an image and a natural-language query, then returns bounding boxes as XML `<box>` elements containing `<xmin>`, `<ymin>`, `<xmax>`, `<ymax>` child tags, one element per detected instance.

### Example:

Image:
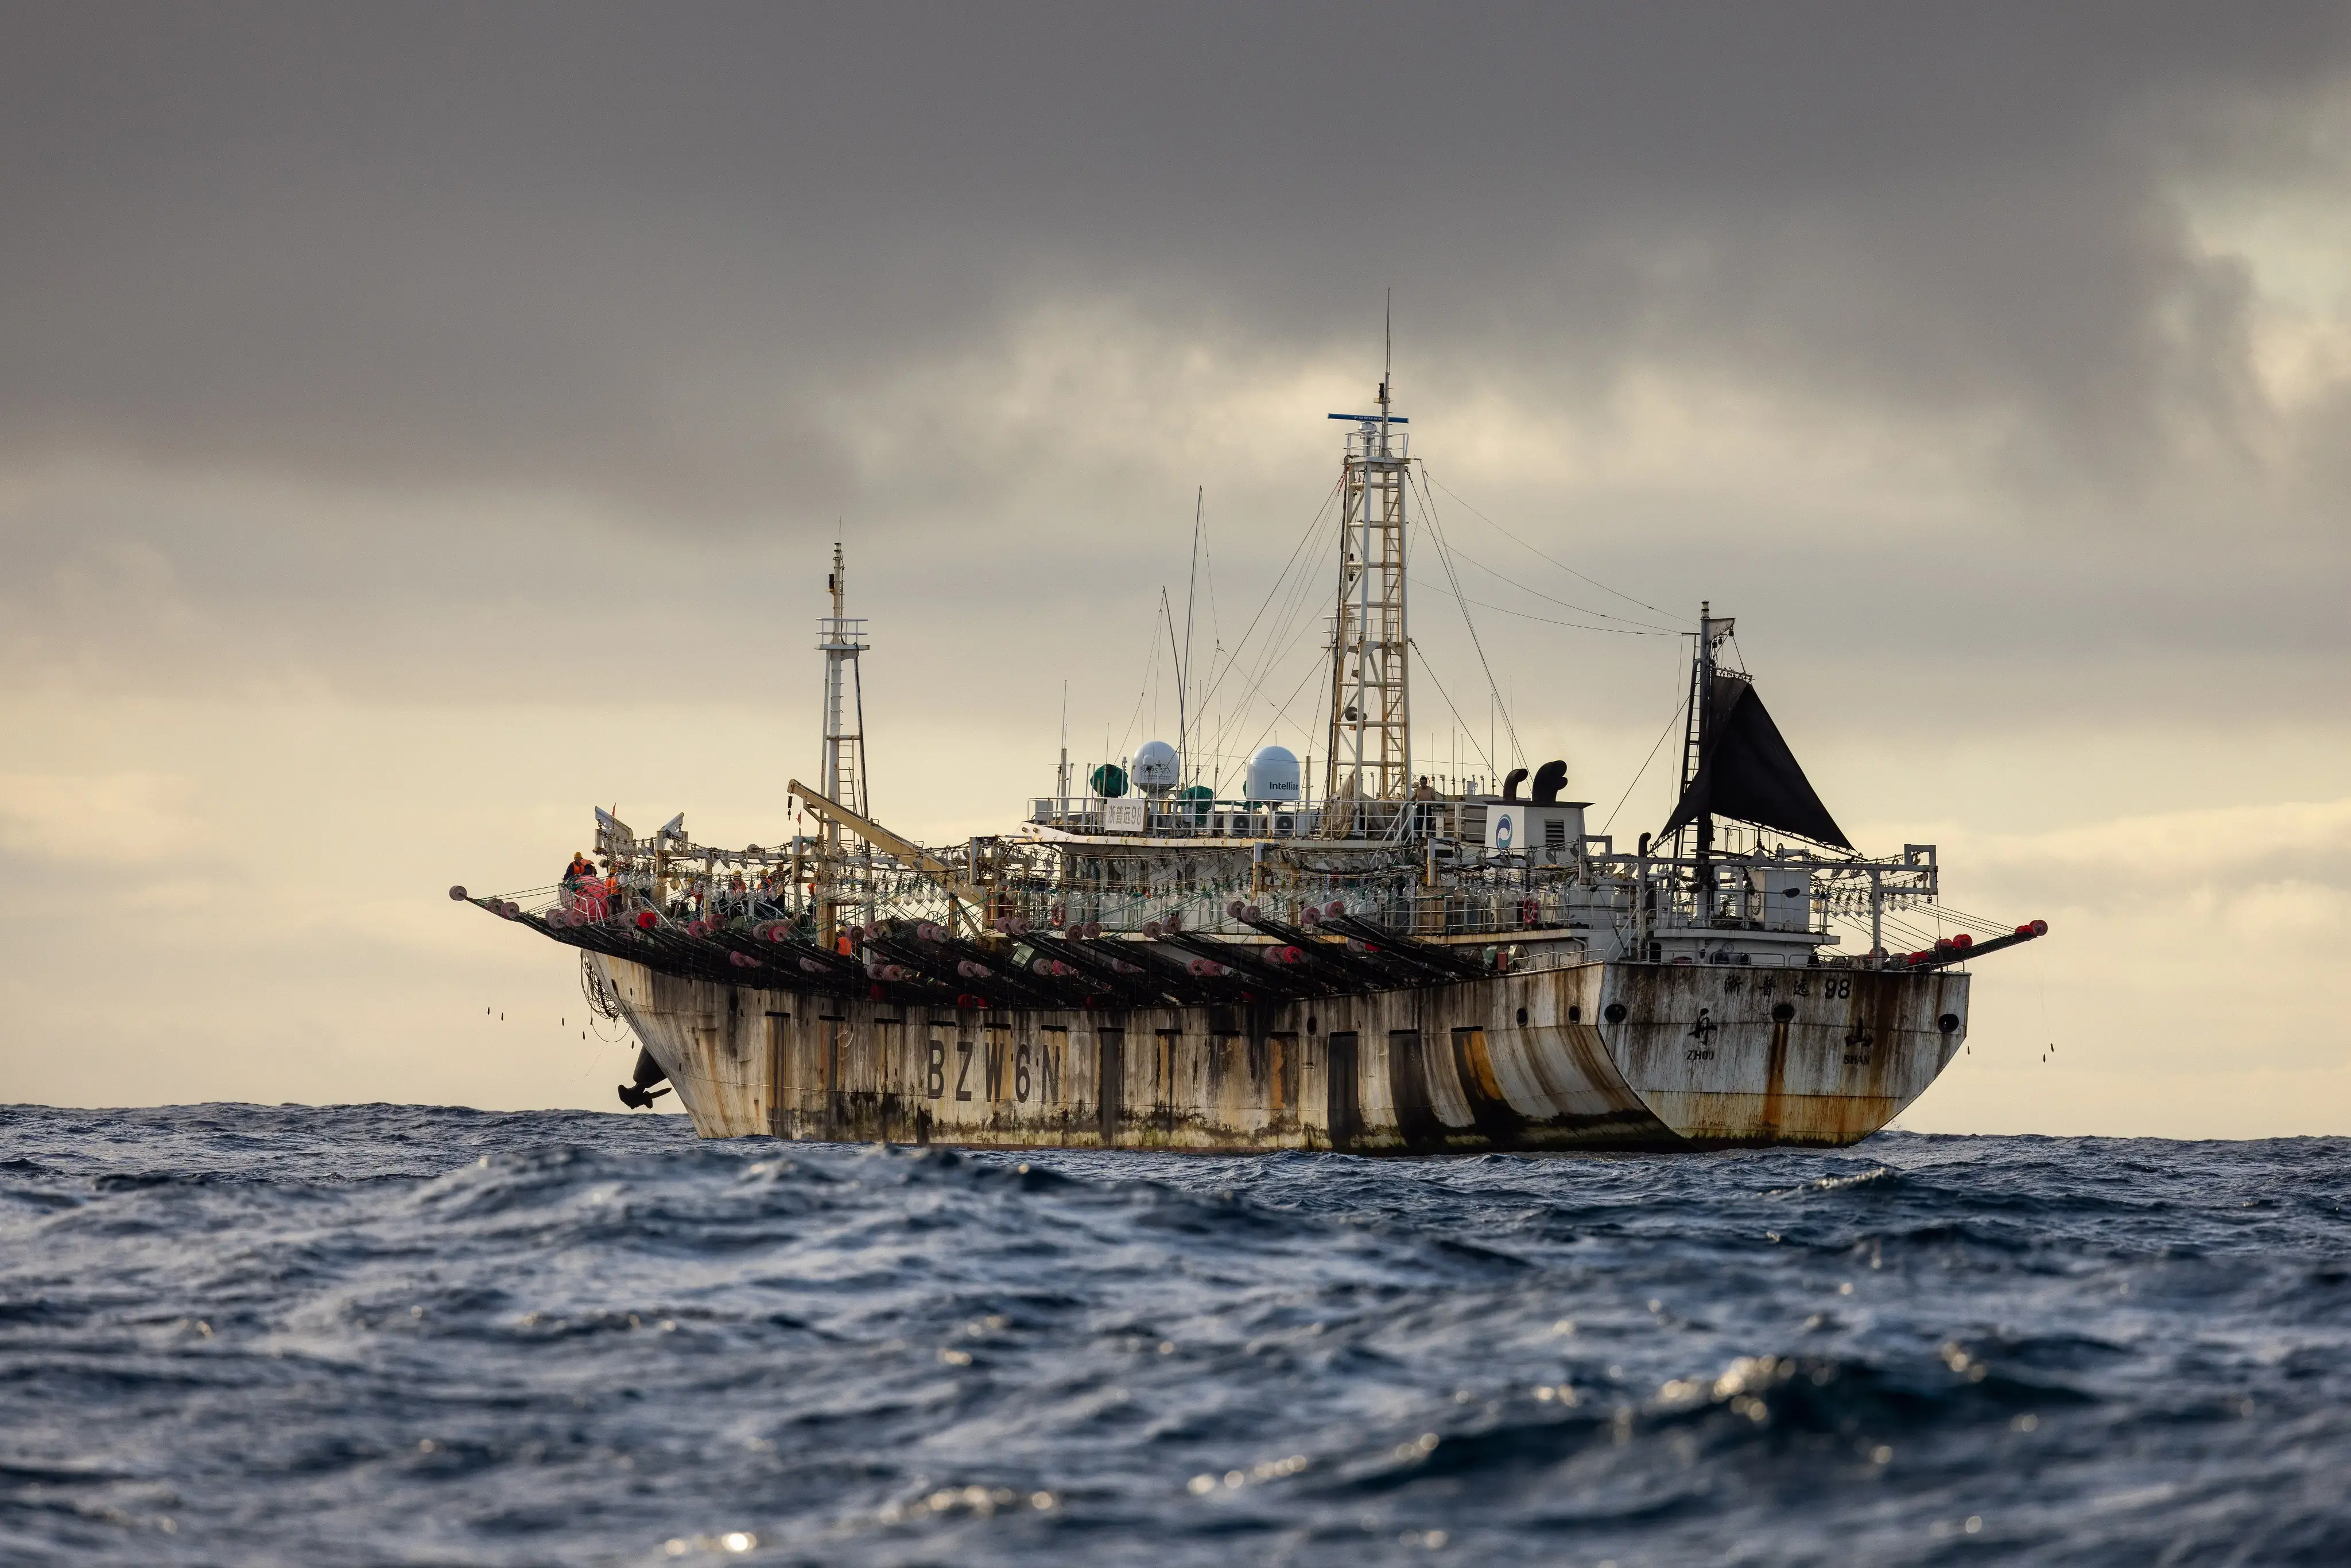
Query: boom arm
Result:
<box><xmin>787</xmin><ymin>779</ymin><xmax>986</xmax><ymax>930</ymax></box>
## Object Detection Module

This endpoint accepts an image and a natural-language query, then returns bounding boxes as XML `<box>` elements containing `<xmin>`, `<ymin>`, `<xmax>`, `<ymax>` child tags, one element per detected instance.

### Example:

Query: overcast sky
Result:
<box><xmin>5</xmin><ymin>3</ymin><xmax>2349</xmax><ymax>1134</ymax></box>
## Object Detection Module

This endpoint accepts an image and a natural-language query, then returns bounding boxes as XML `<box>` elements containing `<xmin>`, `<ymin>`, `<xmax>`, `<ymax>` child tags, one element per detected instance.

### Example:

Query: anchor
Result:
<box><xmin>616</xmin><ymin>1047</ymin><xmax>673</xmax><ymax>1110</ymax></box>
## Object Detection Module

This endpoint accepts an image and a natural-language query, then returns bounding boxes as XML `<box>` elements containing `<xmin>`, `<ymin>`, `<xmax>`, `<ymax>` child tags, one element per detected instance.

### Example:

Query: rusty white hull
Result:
<box><xmin>596</xmin><ymin>953</ymin><xmax>1968</xmax><ymax>1152</ymax></box>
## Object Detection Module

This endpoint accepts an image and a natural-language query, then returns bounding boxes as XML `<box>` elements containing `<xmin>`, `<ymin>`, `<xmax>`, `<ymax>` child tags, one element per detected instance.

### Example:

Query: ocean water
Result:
<box><xmin>1</xmin><ymin>1107</ymin><xmax>2345</xmax><ymax>1567</ymax></box>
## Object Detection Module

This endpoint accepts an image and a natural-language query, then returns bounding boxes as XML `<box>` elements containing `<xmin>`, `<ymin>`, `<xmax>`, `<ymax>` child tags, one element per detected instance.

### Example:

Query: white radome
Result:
<box><xmin>1132</xmin><ymin>740</ymin><xmax>1180</xmax><ymax>795</ymax></box>
<box><xmin>1246</xmin><ymin>744</ymin><xmax>1300</xmax><ymax>802</ymax></box>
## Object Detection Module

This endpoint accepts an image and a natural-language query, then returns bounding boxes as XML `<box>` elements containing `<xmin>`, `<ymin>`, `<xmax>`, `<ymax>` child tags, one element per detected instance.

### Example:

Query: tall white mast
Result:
<box><xmin>1323</xmin><ymin>296</ymin><xmax>1413</xmax><ymax>814</ymax></box>
<box><xmin>1181</xmin><ymin>487</ymin><xmax>1201</xmax><ymax>788</ymax></box>
<box><xmin>816</xmin><ymin>534</ymin><xmax>868</xmax><ymax>942</ymax></box>
<box><xmin>819</xmin><ymin>535</ymin><xmax>868</xmax><ymax>816</ymax></box>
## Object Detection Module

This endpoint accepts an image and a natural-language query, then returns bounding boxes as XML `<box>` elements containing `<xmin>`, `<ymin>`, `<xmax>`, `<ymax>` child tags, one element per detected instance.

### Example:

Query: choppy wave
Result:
<box><xmin>1</xmin><ymin>1105</ymin><xmax>2346</xmax><ymax>1566</ymax></box>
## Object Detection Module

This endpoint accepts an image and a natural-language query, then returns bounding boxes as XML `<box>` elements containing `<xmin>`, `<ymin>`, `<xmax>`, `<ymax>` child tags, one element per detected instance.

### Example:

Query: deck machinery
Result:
<box><xmin>460</xmin><ymin>377</ymin><xmax>2043</xmax><ymax>1151</ymax></box>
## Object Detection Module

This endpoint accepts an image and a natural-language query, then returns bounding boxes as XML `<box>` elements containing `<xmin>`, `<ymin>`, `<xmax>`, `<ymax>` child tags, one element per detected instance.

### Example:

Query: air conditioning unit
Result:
<box><xmin>1751</xmin><ymin>866</ymin><xmax>1812</xmax><ymax>931</ymax></box>
<box><xmin>1484</xmin><ymin>802</ymin><xmax>1587</xmax><ymax>857</ymax></box>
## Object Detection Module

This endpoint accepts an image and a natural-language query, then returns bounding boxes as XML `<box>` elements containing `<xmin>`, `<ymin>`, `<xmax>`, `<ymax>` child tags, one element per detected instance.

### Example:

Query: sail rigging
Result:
<box><xmin>1661</xmin><ymin>672</ymin><xmax>1850</xmax><ymax>849</ymax></box>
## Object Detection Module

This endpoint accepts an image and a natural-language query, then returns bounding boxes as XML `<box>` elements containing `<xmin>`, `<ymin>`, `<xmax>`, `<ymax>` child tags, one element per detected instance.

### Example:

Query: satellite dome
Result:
<box><xmin>1132</xmin><ymin>740</ymin><xmax>1180</xmax><ymax>795</ymax></box>
<box><xmin>1246</xmin><ymin>744</ymin><xmax>1301</xmax><ymax>802</ymax></box>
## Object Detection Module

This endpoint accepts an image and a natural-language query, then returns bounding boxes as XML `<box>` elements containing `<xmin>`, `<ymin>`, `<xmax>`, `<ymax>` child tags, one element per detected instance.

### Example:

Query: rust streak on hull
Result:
<box><xmin>598</xmin><ymin>954</ymin><xmax>1968</xmax><ymax>1154</ymax></box>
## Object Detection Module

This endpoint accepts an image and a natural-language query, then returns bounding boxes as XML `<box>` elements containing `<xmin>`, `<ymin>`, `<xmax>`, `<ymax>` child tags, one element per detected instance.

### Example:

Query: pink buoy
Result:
<box><xmin>449</xmin><ymin>885</ymin><xmax>468</xmax><ymax>902</ymax></box>
<box><xmin>800</xmin><ymin>957</ymin><xmax>824</xmax><ymax>973</ymax></box>
<box><xmin>1142</xmin><ymin>921</ymin><xmax>1162</xmax><ymax>939</ymax></box>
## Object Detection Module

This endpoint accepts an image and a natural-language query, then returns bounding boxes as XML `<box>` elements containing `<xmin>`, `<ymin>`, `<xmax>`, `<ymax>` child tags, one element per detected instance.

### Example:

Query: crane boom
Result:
<box><xmin>786</xmin><ymin>780</ymin><xmax>985</xmax><ymax>930</ymax></box>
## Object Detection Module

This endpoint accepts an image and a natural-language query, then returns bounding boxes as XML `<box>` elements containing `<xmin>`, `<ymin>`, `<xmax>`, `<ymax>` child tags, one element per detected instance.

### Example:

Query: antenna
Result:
<box><xmin>1181</xmin><ymin>487</ymin><xmax>1201</xmax><ymax>787</ymax></box>
<box><xmin>815</xmin><ymin>531</ymin><xmax>870</xmax><ymax>944</ymax></box>
<box><xmin>1380</xmin><ymin>286</ymin><xmax>1391</xmax><ymax>437</ymax></box>
<box><xmin>1321</xmin><ymin>302</ymin><xmax>1413</xmax><ymax>811</ymax></box>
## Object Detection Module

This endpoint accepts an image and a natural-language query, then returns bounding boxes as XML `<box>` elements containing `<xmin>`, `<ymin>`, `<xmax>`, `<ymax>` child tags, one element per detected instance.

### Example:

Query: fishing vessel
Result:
<box><xmin>456</xmin><ymin>369</ymin><xmax>2044</xmax><ymax>1152</ymax></box>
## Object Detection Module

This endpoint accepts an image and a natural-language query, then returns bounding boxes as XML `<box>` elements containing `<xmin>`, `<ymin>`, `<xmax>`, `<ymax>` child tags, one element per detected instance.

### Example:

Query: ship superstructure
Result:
<box><xmin>458</xmin><ymin>361</ymin><xmax>2044</xmax><ymax>1151</ymax></box>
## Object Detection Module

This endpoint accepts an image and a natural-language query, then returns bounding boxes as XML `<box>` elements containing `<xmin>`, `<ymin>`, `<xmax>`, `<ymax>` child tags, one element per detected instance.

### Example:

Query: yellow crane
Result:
<box><xmin>786</xmin><ymin>780</ymin><xmax>986</xmax><ymax>938</ymax></box>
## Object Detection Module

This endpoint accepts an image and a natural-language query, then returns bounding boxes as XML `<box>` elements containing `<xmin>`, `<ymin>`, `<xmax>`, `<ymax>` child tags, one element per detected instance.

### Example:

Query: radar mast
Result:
<box><xmin>1322</xmin><ymin>296</ymin><xmax>1413</xmax><ymax>816</ymax></box>
<box><xmin>816</xmin><ymin>534</ymin><xmax>870</xmax><ymax>941</ymax></box>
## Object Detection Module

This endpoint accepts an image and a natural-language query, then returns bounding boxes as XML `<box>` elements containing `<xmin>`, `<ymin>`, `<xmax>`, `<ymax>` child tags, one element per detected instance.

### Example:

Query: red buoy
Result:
<box><xmin>635</xmin><ymin>911</ymin><xmax>658</xmax><ymax>930</ymax></box>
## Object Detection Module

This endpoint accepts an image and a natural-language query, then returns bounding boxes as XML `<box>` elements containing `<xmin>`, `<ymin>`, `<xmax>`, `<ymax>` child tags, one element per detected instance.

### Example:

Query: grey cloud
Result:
<box><xmin>3</xmin><ymin>2</ymin><xmax>2347</xmax><ymax>518</ymax></box>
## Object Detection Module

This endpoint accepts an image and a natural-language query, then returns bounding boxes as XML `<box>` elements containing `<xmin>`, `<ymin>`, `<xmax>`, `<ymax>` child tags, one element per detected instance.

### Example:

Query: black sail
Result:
<box><xmin>1661</xmin><ymin>674</ymin><xmax>1851</xmax><ymax>849</ymax></box>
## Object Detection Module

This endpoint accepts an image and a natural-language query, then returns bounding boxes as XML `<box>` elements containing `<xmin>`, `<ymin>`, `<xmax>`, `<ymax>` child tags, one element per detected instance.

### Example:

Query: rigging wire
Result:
<box><xmin>1408</xmin><ymin>637</ymin><xmax>1497</xmax><ymax>777</ymax></box>
<box><xmin>1112</xmin><ymin>595</ymin><xmax>1166</xmax><ymax>769</ymax></box>
<box><xmin>1432</xmin><ymin>537</ymin><xmax>1686</xmax><ymax>633</ymax></box>
<box><xmin>1115</xmin><ymin>481</ymin><xmax>1339</xmax><ymax>786</ymax></box>
<box><xmin>1409</xmin><ymin>576</ymin><xmax>1678</xmax><ymax>635</ymax></box>
<box><xmin>1204</xmin><ymin>596</ymin><xmax>1339</xmax><ymax>794</ymax></box>
<box><xmin>1216</xmin><ymin>655</ymin><xmax>1333</xmax><ymax>795</ymax></box>
<box><xmin>1601</xmin><ymin>690</ymin><xmax>1692</xmax><ymax>833</ymax></box>
<box><xmin>1190</xmin><ymin>478</ymin><xmax>1342</xmax><ymax>724</ymax></box>
<box><xmin>1412</xmin><ymin>467</ymin><xmax>1526</xmax><ymax>771</ymax></box>
<box><xmin>1423</xmin><ymin>471</ymin><xmax>1690</xmax><ymax>626</ymax></box>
